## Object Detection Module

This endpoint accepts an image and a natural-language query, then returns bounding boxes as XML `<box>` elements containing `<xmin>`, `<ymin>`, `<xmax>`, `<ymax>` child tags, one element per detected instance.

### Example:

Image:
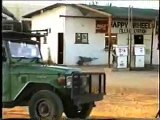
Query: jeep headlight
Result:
<box><xmin>58</xmin><ymin>75</ymin><xmax>89</xmax><ymax>88</ymax></box>
<box><xmin>57</xmin><ymin>76</ymin><xmax>72</xmax><ymax>87</ymax></box>
<box><xmin>66</xmin><ymin>76</ymin><xmax>72</xmax><ymax>87</ymax></box>
<box><xmin>66</xmin><ymin>75</ymin><xmax>89</xmax><ymax>88</ymax></box>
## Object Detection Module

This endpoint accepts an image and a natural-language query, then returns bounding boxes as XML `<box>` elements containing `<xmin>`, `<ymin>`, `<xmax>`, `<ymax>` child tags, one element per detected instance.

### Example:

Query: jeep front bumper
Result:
<box><xmin>64</xmin><ymin>72</ymin><xmax>106</xmax><ymax>106</ymax></box>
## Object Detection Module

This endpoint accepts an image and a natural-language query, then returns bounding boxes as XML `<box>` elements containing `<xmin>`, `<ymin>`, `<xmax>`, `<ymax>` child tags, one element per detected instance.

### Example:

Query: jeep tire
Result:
<box><xmin>29</xmin><ymin>90</ymin><xmax>63</xmax><ymax>120</ymax></box>
<box><xmin>64</xmin><ymin>98</ymin><xmax>93</xmax><ymax>119</ymax></box>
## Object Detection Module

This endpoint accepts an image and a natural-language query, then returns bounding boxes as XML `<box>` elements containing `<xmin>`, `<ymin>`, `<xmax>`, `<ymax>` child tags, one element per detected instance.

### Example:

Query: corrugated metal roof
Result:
<box><xmin>86</xmin><ymin>5</ymin><xmax>159</xmax><ymax>20</ymax></box>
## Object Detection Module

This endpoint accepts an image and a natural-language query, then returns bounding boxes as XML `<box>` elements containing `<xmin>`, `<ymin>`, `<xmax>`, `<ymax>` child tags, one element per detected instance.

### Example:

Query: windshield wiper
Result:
<box><xmin>30</xmin><ymin>57</ymin><xmax>41</xmax><ymax>62</ymax></box>
<box><xmin>16</xmin><ymin>57</ymin><xmax>30</xmax><ymax>62</ymax></box>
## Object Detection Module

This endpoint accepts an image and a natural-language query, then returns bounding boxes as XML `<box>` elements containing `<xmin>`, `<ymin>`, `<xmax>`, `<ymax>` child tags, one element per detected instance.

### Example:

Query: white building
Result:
<box><xmin>23</xmin><ymin>3</ymin><xmax>159</xmax><ymax>67</ymax></box>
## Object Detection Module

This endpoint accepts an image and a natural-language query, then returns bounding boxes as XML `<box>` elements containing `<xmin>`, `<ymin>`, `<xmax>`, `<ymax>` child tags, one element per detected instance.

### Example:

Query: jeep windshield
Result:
<box><xmin>8</xmin><ymin>40</ymin><xmax>42</xmax><ymax>62</ymax></box>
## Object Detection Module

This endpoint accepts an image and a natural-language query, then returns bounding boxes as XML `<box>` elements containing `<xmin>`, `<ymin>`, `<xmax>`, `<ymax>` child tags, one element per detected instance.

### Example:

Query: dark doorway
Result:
<box><xmin>134</xmin><ymin>35</ymin><xmax>144</xmax><ymax>44</ymax></box>
<box><xmin>58</xmin><ymin>33</ymin><xmax>64</xmax><ymax>64</ymax></box>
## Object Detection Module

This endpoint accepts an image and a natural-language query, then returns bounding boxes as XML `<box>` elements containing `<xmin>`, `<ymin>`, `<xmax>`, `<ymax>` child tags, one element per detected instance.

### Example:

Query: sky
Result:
<box><xmin>3</xmin><ymin>0</ymin><xmax>159</xmax><ymax>10</ymax></box>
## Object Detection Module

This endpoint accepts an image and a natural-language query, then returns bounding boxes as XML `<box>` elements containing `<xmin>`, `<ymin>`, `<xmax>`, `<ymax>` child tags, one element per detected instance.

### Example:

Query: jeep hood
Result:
<box><xmin>12</xmin><ymin>64</ymin><xmax>81</xmax><ymax>75</ymax></box>
<box><xmin>47</xmin><ymin>65</ymin><xmax>82</xmax><ymax>74</ymax></box>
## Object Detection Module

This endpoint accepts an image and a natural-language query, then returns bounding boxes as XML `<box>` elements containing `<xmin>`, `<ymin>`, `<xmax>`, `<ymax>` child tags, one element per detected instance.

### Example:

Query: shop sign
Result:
<box><xmin>112</xmin><ymin>21</ymin><xmax>152</xmax><ymax>34</ymax></box>
<box><xmin>96</xmin><ymin>20</ymin><xmax>108</xmax><ymax>33</ymax></box>
<box><xmin>119</xmin><ymin>28</ymin><xmax>147</xmax><ymax>34</ymax></box>
<box><xmin>96</xmin><ymin>20</ymin><xmax>152</xmax><ymax>34</ymax></box>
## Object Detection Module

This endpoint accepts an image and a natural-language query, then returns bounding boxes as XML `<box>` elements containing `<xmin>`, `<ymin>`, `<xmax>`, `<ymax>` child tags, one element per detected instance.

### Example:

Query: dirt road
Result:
<box><xmin>2</xmin><ymin>66</ymin><xmax>159</xmax><ymax>119</ymax></box>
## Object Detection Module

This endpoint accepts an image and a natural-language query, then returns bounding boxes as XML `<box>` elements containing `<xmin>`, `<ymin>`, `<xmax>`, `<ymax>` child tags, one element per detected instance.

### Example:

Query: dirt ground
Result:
<box><xmin>2</xmin><ymin>66</ymin><xmax>159</xmax><ymax>119</ymax></box>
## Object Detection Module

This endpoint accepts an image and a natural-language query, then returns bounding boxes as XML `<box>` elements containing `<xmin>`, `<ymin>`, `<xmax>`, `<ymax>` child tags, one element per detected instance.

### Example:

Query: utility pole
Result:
<box><xmin>128</xmin><ymin>6</ymin><xmax>133</xmax><ymax>70</ymax></box>
<box><xmin>128</xmin><ymin>6</ymin><xmax>130</xmax><ymax>69</ymax></box>
<box><xmin>108</xmin><ymin>16</ymin><xmax>112</xmax><ymax>68</ymax></box>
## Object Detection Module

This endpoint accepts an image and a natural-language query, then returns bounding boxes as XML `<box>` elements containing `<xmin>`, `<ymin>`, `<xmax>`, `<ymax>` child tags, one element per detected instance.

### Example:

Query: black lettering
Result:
<box><xmin>124</xmin><ymin>22</ymin><xmax>128</xmax><ymax>28</ymax></box>
<box><xmin>144</xmin><ymin>23</ymin><xmax>148</xmax><ymax>29</ymax></box>
<box><xmin>141</xmin><ymin>23</ymin><xmax>147</xmax><ymax>29</ymax></box>
<box><xmin>142</xmin><ymin>29</ymin><xmax>146</xmax><ymax>33</ymax></box>
<box><xmin>119</xmin><ymin>28</ymin><xmax>129</xmax><ymax>33</ymax></box>
<box><xmin>134</xmin><ymin>29</ymin><xmax>147</xmax><ymax>33</ymax></box>
<box><xmin>138</xmin><ymin>29</ymin><xmax>141</xmax><ymax>33</ymax></box>
<box><xmin>133</xmin><ymin>23</ymin><xmax>138</xmax><ymax>28</ymax></box>
<box><xmin>120</xmin><ymin>22</ymin><xmax>125</xmax><ymax>28</ymax></box>
<box><xmin>148</xmin><ymin>23</ymin><xmax>152</xmax><ymax>29</ymax></box>
<box><xmin>140</xmin><ymin>23</ymin><xmax>146</xmax><ymax>28</ymax></box>
<box><xmin>119</xmin><ymin>28</ymin><xmax>123</xmax><ymax>33</ymax></box>
<box><xmin>124</xmin><ymin>28</ymin><xmax>129</xmax><ymax>33</ymax></box>
<box><xmin>136</xmin><ymin>23</ymin><xmax>140</xmax><ymax>28</ymax></box>
<box><xmin>117</xmin><ymin>22</ymin><xmax>121</xmax><ymax>27</ymax></box>
<box><xmin>112</xmin><ymin>21</ymin><xmax>118</xmax><ymax>28</ymax></box>
<box><xmin>134</xmin><ymin>29</ymin><xmax>139</xmax><ymax>33</ymax></box>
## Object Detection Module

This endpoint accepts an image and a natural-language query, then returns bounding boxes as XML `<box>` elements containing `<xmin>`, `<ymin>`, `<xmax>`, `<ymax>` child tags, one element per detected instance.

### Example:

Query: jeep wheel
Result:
<box><xmin>29</xmin><ymin>90</ymin><xmax>63</xmax><ymax>120</ymax></box>
<box><xmin>64</xmin><ymin>99</ymin><xmax>93</xmax><ymax>119</ymax></box>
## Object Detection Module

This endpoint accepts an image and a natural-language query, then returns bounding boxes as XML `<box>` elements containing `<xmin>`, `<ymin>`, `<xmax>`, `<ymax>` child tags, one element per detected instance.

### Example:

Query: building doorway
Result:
<box><xmin>134</xmin><ymin>35</ymin><xmax>144</xmax><ymax>44</ymax></box>
<box><xmin>58</xmin><ymin>33</ymin><xmax>64</xmax><ymax>64</ymax></box>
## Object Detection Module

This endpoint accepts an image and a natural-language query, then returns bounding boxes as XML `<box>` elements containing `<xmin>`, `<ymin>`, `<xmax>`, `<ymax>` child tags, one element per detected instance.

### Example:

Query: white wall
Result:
<box><xmin>31</xmin><ymin>6</ymin><xmax>66</xmax><ymax>63</ymax></box>
<box><xmin>64</xmin><ymin>6</ymin><xmax>154</xmax><ymax>65</ymax></box>
<box><xmin>64</xmin><ymin>6</ymin><xmax>108</xmax><ymax>65</ymax></box>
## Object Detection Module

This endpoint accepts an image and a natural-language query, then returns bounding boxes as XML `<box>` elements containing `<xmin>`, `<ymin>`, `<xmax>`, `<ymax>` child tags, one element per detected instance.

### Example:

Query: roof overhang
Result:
<box><xmin>75</xmin><ymin>4</ymin><xmax>111</xmax><ymax>17</ymax></box>
<box><xmin>23</xmin><ymin>3</ymin><xmax>111</xmax><ymax>18</ymax></box>
<box><xmin>59</xmin><ymin>15</ymin><xmax>108</xmax><ymax>19</ymax></box>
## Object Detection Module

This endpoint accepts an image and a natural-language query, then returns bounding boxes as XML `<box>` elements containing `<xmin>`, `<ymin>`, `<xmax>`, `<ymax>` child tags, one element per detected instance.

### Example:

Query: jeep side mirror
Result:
<box><xmin>2</xmin><ymin>47</ymin><xmax>7</xmax><ymax>62</ymax></box>
<box><xmin>3</xmin><ymin>56</ymin><xmax>7</xmax><ymax>62</ymax></box>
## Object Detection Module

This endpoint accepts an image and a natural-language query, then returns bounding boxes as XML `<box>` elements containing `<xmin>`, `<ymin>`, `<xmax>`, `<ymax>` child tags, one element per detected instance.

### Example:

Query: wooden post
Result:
<box><xmin>128</xmin><ymin>6</ymin><xmax>133</xmax><ymax>71</ymax></box>
<box><xmin>108</xmin><ymin>16</ymin><xmax>112</xmax><ymax>68</ymax></box>
<box><xmin>129</xmin><ymin>6</ymin><xmax>133</xmax><ymax>70</ymax></box>
<box><xmin>150</xmin><ymin>22</ymin><xmax>154</xmax><ymax>66</ymax></box>
<box><xmin>127</xmin><ymin>6</ymin><xmax>130</xmax><ymax>68</ymax></box>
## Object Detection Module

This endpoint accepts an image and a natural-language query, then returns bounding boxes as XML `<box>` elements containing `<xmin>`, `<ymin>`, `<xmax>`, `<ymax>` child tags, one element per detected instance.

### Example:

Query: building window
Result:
<box><xmin>105</xmin><ymin>34</ymin><xmax>117</xmax><ymax>50</ymax></box>
<box><xmin>134</xmin><ymin>35</ymin><xmax>143</xmax><ymax>44</ymax></box>
<box><xmin>75</xmin><ymin>33</ymin><xmax>88</xmax><ymax>44</ymax></box>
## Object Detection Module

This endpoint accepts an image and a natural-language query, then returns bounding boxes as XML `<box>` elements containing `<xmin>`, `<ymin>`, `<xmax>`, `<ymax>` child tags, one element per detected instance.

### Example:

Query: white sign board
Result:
<box><xmin>113</xmin><ymin>45</ymin><xmax>128</xmax><ymax>56</ymax></box>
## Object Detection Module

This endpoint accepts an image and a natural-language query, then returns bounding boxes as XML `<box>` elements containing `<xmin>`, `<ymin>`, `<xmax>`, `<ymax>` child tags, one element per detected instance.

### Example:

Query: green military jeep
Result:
<box><xmin>2</xmin><ymin>31</ymin><xmax>106</xmax><ymax>120</ymax></box>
